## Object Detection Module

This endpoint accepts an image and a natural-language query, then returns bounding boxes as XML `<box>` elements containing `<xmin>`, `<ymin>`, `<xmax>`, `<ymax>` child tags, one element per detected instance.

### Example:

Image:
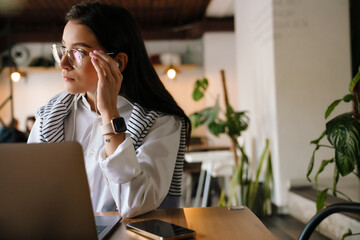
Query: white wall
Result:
<box><xmin>274</xmin><ymin>0</ymin><xmax>351</xmax><ymax>205</ymax></box>
<box><xmin>235</xmin><ymin>0</ymin><xmax>279</xmax><ymax>201</ymax></box>
<box><xmin>0</xmin><ymin>43</ymin><xmax>63</xmax><ymax>130</ymax></box>
<box><xmin>235</xmin><ymin>0</ymin><xmax>351</xmax><ymax>208</ymax></box>
<box><xmin>0</xmin><ymin>68</ymin><xmax>63</xmax><ymax>132</ymax></box>
<box><xmin>202</xmin><ymin>32</ymin><xmax>237</xmax><ymax>146</ymax></box>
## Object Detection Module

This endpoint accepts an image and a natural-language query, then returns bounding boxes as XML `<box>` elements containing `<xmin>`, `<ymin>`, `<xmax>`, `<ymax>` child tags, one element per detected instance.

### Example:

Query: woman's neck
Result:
<box><xmin>84</xmin><ymin>92</ymin><xmax>97</xmax><ymax>113</ymax></box>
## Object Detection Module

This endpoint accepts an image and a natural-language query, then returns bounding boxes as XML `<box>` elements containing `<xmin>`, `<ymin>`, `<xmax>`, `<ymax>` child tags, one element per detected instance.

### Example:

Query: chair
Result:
<box><xmin>185</xmin><ymin>150</ymin><xmax>234</xmax><ymax>207</ymax></box>
<box><xmin>298</xmin><ymin>202</ymin><xmax>360</xmax><ymax>240</ymax></box>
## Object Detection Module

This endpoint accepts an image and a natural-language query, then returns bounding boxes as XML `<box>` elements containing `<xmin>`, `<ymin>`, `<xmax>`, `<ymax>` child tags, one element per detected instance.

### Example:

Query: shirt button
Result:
<box><xmin>90</xmin><ymin>150</ymin><xmax>95</xmax><ymax>155</ymax></box>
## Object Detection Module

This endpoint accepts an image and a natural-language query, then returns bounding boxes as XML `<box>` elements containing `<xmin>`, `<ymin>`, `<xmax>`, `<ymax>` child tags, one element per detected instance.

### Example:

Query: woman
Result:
<box><xmin>28</xmin><ymin>1</ymin><xmax>191</xmax><ymax>218</ymax></box>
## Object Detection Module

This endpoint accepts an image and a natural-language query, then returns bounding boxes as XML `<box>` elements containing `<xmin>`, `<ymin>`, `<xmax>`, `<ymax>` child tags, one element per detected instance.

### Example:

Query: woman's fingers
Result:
<box><xmin>90</xmin><ymin>50</ymin><xmax>123</xmax><ymax>116</ymax></box>
<box><xmin>90</xmin><ymin>55</ymin><xmax>105</xmax><ymax>81</ymax></box>
<box><xmin>90</xmin><ymin>50</ymin><xmax>122</xmax><ymax>82</ymax></box>
<box><xmin>91</xmin><ymin>51</ymin><xmax>123</xmax><ymax>93</ymax></box>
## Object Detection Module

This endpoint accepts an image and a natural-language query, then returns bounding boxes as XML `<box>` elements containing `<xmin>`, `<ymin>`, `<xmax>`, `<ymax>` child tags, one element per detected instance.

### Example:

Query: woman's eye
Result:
<box><xmin>76</xmin><ymin>49</ymin><xmax>86</xmax><ymax>55</ymax></box>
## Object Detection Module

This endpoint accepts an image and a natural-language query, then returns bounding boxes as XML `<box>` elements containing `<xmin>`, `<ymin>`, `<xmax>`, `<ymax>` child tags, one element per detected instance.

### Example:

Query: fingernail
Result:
<box><xmin>98</xmin><ymin>50</ymin><xmax>105</xmax><ymax>53</ymax></box>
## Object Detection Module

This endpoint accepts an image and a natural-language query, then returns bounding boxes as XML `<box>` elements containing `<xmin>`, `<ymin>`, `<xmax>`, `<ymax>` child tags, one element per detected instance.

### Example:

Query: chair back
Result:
<box><xmin>298</xmin><ymin>202</ymin><xmax>360</xmax><ymax>240</ymax></box>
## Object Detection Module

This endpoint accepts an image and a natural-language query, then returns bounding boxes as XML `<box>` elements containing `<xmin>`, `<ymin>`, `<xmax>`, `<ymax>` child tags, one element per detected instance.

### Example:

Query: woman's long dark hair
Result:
<box><xmin>65</xmin><ymin>1</ymin><xmax>191</xmax><ymax>143</ymax></box>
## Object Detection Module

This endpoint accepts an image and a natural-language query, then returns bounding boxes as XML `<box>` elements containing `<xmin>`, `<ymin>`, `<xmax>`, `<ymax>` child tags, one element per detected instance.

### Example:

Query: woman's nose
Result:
<box><xmin>59</xmin><ymin>53</ymin><xmax>73</xmax><ymax>70</ymax></box>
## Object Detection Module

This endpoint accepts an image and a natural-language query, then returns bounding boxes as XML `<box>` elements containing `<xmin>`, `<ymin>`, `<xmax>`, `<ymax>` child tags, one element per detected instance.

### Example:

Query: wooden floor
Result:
<box><xmin>260</xmin><ymin>214</ymin><xmax>330</xmax><ymax>240</ymax></box>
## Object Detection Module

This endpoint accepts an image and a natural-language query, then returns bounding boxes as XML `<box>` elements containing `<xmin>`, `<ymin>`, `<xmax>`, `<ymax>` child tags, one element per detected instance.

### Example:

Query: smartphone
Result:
<box><xmin>126</xmin><ymin>219</ymin><xmax>196</xmax><ymax>240</ymax></box>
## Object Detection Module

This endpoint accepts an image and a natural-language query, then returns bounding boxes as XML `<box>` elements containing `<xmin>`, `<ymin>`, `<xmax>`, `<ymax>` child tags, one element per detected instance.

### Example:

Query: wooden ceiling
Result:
<box><xmin>0</xmin><ymin>0</ymin><xmax>234</xmax><ymax>52</ymax></box>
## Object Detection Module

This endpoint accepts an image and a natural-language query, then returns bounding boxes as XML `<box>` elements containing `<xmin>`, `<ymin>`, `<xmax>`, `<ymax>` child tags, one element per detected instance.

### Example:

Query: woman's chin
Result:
<box><xmin>64</xmin><ymin>85</ymin><xmax>83</xmax><ymax>95</ymax></box>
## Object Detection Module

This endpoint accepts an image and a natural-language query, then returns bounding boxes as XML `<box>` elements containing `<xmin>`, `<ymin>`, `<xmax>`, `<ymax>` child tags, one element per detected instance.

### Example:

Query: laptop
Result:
<box><xmin>0</xmin><ymin>142</ymin><xmax>121</xmax><ymax>239</ymax></box>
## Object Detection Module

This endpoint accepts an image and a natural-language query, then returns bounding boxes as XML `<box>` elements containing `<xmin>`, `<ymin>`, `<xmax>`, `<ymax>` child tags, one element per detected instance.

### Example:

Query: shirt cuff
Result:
<box><xmin>99</xmin><ymin>133</ymin><xmax>141</xmax><ymax>183</ymax></box>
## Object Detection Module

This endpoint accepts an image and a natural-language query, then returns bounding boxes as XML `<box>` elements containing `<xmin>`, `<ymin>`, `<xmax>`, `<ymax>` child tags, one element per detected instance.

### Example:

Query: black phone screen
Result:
<box><xmin>126</xmin><ymin>219</ymin><xmax>196</xmax><ymax>239</ymax></box>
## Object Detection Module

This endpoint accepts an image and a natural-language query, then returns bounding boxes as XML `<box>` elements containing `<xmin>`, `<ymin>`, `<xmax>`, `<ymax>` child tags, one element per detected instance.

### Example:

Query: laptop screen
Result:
<box><xmin>0</xmin><ymin>142</ymin><xmax>120</xmax><ymax>239</ymax></box>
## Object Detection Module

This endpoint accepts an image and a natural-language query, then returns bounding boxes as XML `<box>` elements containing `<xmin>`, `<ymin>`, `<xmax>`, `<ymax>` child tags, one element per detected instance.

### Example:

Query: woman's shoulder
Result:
<box><xmin>130</xmin><ymin>103</ymin><xmax>164</xmax><ymax>122</ymax></box>
<box><xmin>35</xmin><ymin>92</ymin><xmax>76</xmax><ymax>118</ymax></box>
<box><xmin>47</xmin><ymin>91</ymin><xmax>75</xmax><ymax>104</ymax></box>
<box><xmin>131</xmin><ymin>102</ymin><xmax>185</xmax><ymax>124</ymax></box>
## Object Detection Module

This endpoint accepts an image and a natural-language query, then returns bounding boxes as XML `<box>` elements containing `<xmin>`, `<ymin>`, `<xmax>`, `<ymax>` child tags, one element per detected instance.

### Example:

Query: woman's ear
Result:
<box><xmin>115</xmin><ymin>52</ymin><xmax>128</xmax><ymax>72</ymax></box>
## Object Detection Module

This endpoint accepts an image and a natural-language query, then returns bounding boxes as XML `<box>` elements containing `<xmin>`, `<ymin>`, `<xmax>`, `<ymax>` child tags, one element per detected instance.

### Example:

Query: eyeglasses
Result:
<box><xmin>51</xmin><ymin>44</ymin><xmax>114</xmax><ymax>69</ymax></box>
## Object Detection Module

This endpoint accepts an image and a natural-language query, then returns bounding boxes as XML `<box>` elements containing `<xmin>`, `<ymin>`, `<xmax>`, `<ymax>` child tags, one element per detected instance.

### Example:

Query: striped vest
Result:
<box><xmin>36</xmin><ymin>92</ymin><xmax>185</xmax><ymax>197</ymax></box>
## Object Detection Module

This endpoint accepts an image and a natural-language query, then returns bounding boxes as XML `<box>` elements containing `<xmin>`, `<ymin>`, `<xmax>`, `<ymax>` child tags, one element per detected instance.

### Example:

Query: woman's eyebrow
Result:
<box><xmin>61</xmin><ymin>40</ymin><xmax>93</xmax><ymax>49</ymax></box>
<box><xmin>72</xmin><ymin>42</ymin><xmax>93</xmax><ymax>48</ymax></box>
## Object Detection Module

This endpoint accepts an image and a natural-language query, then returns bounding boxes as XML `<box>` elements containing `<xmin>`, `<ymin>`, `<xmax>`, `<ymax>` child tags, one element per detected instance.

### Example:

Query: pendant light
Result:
<box><xmin>165</xmin><ymin>65</ymin><xmax>178</xmax><ymax>80</ymax></box>
<box><xmin>10</xmin><ymin>71</ymin><xmax>23</xmax><ymax>82</ymax></box>
<box><xmin>163</xmin><ymin>40</ymin><xmax>180</xmax><ymax>80</ymax></box>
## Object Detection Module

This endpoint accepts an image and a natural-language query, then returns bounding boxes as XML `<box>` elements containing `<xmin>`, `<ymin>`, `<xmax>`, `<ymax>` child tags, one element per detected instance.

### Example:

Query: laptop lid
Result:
<box><xmin>0</xmin><ymin>142</ymin><xmax>121</xmax><ymax>240</ymax></box>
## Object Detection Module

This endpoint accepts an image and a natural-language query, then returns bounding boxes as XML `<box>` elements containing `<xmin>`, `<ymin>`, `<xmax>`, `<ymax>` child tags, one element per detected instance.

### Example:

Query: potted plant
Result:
<box><xmin>189</xmin><ymin>70</ymin><xmax>274</xmax><ymax>216</ymax></box>
<box><xmin>307</xmin><ymin>67</ymin><xmax>360</xmax><ymax>238</ymax></box>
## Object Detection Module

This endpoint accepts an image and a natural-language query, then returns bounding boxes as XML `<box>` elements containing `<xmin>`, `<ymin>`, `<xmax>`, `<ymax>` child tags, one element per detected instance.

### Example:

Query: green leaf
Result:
<box><xmin>225</xmin><ymin>105</ymin><xmax>249</xmax><ymax>138</ymax></box>
<box><xmin>228</xmin><ymin>159</ymin><xmax>242</xmax><ymax>206</ymax></box>
<box><xmin>349</xmin><ymin>66</ymin><xmax>360</xmax><ymax>92</ymax></box>
<box><xmin>341</xmin><ymin>229</ymin><xmax>352</xmax><ymax>240</ymax></box>
<box><xmin>316</xmin><ymin>188</ymin><xmax>329</xmax><ymax>212</ymax></box>
<box><xmin>326</xmin><ymin>112</ymin><xmax>360</xmax><ymax>176</ymax></box>
<box><xmin>237</xmin><ymin>145</ymin><xmax>249</xmax><ymax>204</ymax></box>
<box><xmin>239</xmin><ymin>144</ymin><xmax>249</xmax><ymax>165</ymax></box>
<box><xmin>314</xmin><ymin>158</ymin><xmax>334</xmax><ymax>189</ymax></box>
<box><xmin>307</xmin><ymin>145</ymin><xmax>320</xmax><ymax>181</ymax></box>
<box><xmin>205</xmin><ymin>99</ymin><xmax>220</xmax><ymax>124</ymax></box>
<box><xmin>208</xmin><ymin>121</ymin><xmax>226</xmax><ymax>136</ymax></box>
<box><xmin>310</xmin><ymin>131</ymin><xmax>326</xmax><ymax>145</ymax></box>
<box><xmin>189</xmin><ymin>110</ymin><xmax>210</xmax><ymax>128</ymax></box>
<box><xmin>334</xmin><ymin>190</ymin><xmax>353</xmax><ymax>202</ymax></box>
<box><xmin>325</xmin><ymin>99</ymin><xmax>342</xmax><ymax>119</ymax></box>
<box><xmin>218</xmin><ymin>190</ymin><xmax>226</xmax><ymax>207</ymax></box>
<box><xmin>324</xmin><ymin>94</ymin><xmax>353</xmax><ymax>119</ymax></box>
<box><xmin>334</xmin><ymin>151</ymin><xmax>358</xmax><ymax>176</ymax></box>
<box><xmin>189</xmin><ymin>112</ymin><xmax>202</xmax><ymax>128</ymax></box>
<box><xmin>343</xmin><ymin>94</ymin><xmax>354</xmax><ymax>102</ymax></box>
<box><xmin>192</xmin><ymin>78</ymin><xmax>209</xmax><ymax>101</ymax></box>
<box><xmin>263</xmin><ymin>144</ymin><xmax>273</xmax><ymax>216</ymax></box>
<box><xmin>189</xmin><ymin>100</ymin><xmax>220</xmax><ymax>129</ymax></box>
<box><xmin>192</xmin><ymin>87</ymin><xmax>204</xmax><ymax>101</ymax></box>
<box><xmin>248</xmin><ymin>140</ymin><xmax>271</xmax><ymax>211</ymax></box>
<box><xmin>333</xmin><ymin>165</ymin><xmax>339</xmax><ymax>196</ymax></box>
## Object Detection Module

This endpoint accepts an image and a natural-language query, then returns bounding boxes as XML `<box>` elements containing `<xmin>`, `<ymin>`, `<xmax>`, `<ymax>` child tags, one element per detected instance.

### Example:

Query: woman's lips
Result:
<box><xmin>63</xmin><ymin>76</ymin><xmax>75</xmax><ymax>81</ymax></box>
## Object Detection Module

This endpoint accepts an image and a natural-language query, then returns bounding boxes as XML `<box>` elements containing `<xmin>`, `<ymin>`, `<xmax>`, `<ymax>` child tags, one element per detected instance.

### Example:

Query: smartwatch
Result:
<box><xmin>100</xmin><ymin>117</ymin><xmax>127</xmax><ymax>135</ymax></box>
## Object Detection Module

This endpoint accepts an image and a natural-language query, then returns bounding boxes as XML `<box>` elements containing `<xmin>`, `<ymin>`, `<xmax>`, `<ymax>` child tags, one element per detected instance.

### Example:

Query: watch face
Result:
<box><xmin>112</xmin><ymin>117</ymin><xmax>127</xmax><ymax>133</ymax></box>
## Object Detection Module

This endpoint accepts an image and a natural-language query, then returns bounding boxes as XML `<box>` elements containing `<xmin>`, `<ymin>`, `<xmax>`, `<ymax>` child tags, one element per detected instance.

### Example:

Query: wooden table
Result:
<box><xmin>96</xmin><ymin>207</ymin><xmax>277</xmax><ymax>240</ymax></box>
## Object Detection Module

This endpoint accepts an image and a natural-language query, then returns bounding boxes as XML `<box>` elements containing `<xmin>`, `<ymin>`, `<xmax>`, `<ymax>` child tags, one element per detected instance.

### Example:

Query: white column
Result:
<box><xmin>235</xmin><ymin>0</ymin><xmax>351</xmax><ymax>208</ymax></box>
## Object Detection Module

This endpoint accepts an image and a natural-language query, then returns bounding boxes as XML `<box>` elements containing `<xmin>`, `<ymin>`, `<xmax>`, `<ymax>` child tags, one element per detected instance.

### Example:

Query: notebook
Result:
<box><xmin>0</xmin><ymin>142</ymin><xmax>121</xmax><ymax>240</ymax></box>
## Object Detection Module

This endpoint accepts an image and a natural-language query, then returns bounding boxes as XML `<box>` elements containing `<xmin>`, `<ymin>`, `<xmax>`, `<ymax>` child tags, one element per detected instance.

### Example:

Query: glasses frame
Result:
<box><xmin>51</xmin><ymin>43</ymin><xmax>115</xmax><ymax>69</ymax></box>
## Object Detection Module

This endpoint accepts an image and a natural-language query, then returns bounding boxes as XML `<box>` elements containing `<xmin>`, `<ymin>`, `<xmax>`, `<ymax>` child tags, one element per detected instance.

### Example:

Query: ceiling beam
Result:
<box><xmin>0</xmin><ymin>17</ymin><xmax>234</xmax><ymax>53</ymax></box>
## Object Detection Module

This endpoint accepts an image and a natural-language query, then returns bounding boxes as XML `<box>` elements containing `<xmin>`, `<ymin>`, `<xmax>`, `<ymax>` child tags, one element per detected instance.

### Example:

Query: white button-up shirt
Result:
<box><xmin>28</xmin><ymin>95</ymin><xmax>182</xmax><ymax>217</ymax></box>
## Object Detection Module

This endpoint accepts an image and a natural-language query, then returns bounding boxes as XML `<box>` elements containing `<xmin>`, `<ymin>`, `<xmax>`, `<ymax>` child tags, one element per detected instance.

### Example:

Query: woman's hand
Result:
<box><xmin>90</xmin><ymin>50</ymin><xmax>122</xmax><ymax>122</ymax></box>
